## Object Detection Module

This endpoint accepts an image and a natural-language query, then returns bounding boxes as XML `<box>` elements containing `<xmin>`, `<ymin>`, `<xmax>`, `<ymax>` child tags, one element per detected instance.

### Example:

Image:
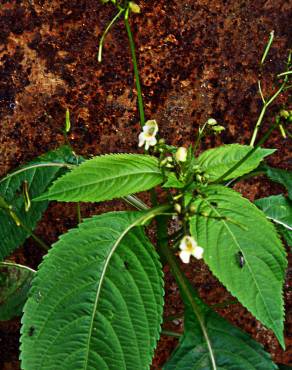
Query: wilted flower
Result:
<box><xmin>175</xmin><ymin>147</ymin><xmax>188</xmax><ymax>162</ymax></box>
<box><xmin>138</xmin><ymin>120</ymin><xmax>158</xmax><ymax>150</ymax></box>
<box><xmin>179</xmin><ymin>236</ymin><xmax>204</xmax><ymax>263</ymax></box>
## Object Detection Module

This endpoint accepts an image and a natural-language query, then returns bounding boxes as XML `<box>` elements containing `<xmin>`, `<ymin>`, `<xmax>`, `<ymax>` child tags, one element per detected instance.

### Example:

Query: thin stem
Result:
<box><xmin>0</xmin><ymin>196</ymin><xmax>49</xmax><ymax>251</ymax></box>
<box><xmin>161</xmin><ymin>329</ymin><xmax>182</xmax><ymax>338</ymax></box>
<box><xmin>193</xmin><ymin>121</ymin><xmax>208</xmax><ymax>155</ymax></box>
<box><xmin>0</xmin><ymin>163</ymin><xmax>75</xmax><ymax>185</ymax></box>
<box><xmin>98</xmin><ymin>8</ymin><xmax>124</xmax><ymax>63</ymax></box>
<box><xmin>156</xmin><ymin>216</ymin><xmax>217</xmax><ymax>370</ymax></box>
<box><xmin>261</xmin><ymin>30</ymin><xmax>274</xmax><ymax>65</ymax></box>
<box><xmin>249</xmin><ymin>82</ymin><xmax>287</xmax><ymax>147</ymax></box>
<box><xmin>29</xmin><ymin>231</ymin><xmax>49</xmax><ymax>251</ymax></box>
<box><xmin>277</xmin><ymin>70</ymin><xmax>292</xmax><ymax>78</ymax></box>
<box><xmin>124</xmin><ymin>13</ymin><xmax>159</xmax><ymax>207</ymax></box>
<box><xmin>124</xmin><ymin>16</ymin><xmax>145</xmax><ymax>127</ymax></box>
<box><xmin>215</xmin><ymin>119</ymin><xmax>281</xmax><ymax>183</ymax></box>
<box><xmin>279</xmin><ymin>124</ymin><xmax>287</xmax><ymax>139</ymax></box>
<box><xmin>123</xmin><ymin>195</ymin><xmax>149</xmax><ymax>210</ymax></box>
<box><xmin>250</xmin><ymin>51</ymin><xmax>291</xmax><ymax>146</ymax></box>
<box><xmin>257</xmin><ymin>80</ymin><xmax>266</xmax><ymax>104</ymax></box>
<box><xmin>14</xmin><ymin>216</ymin><xmax>49</xmax><ymax>251</ymax></box>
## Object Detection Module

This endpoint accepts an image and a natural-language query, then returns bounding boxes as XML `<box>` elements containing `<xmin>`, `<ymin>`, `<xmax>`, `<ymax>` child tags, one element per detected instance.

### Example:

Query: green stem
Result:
<box><xmin>0</xmin><ymin>196</ymin><xmax>49</xmax><ymax>251</ymax></box>
<box><xmin>124</xmin><ymin>13</ymin><xmax>159</xmax><ymax>207</ymax></box>
<box><xmin>250</xmin><ymin>52</ymin><xmax>291</xmax><ymax>146</ymax></box>
<box><xmin>161</xmin><ymin>329</ymin><xmax>182</xmax><ymax>338</ymax></box>
<box><xmin>124</xmin><ymin>16</ymin><xmax>145</xmax><ymax>127</ymax></box>
<box><xmin>215</xmin><ymin>118</ymin><xmax>282</xmax><ymax>183</ymax></box>
<box><xmin>26</xmin><ymin>228</ymin><xmax>49</xmax><ymax>251</ymax></box>
<box><xmin>123</xmin><ymin>195</ymin><xmax>149</xmax><ymax>210</ymax></box>
<box><xmin>98</xmin><ymin>8</ymin><xmax>124</xmax><ymax>63</ymax></box>
<box><xmin>156</xmin><ymin>216</ymin><xmax>217</xmax><ymax>370</ymax></box>
<box><xmin>0</xmin><ymin>163</ymin><xmax>75</xmax><ymax>185</ymax></box>
<box><xmin>193</xmin><ymin>121</ymin><xmax>208</xmax><ymax>155</ymax></box>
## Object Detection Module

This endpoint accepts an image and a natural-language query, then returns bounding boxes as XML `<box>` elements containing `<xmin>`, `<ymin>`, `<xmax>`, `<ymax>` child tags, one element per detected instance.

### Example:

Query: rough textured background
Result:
<box><xmin>0</xmin><ymin>0</ymin><xmax>291</xmax><ymax>368</ymax></box>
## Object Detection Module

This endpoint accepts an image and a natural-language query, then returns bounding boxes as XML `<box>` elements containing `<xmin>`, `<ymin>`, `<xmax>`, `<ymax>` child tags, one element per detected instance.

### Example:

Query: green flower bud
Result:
<box><xmin>129</xmin><ymin>1</ymin><xmax>141</xmax><ymax>13</ymax></box>
<box><xmin>212</xmin><ymin>125</ymin><xmax>225</xmax><ymax>133</ymax></box>
<box><xmin>189</xmin><ymin>204</ymin><xmax>196</xmax><ymax>214</ymax></box>
<box><xmin>280</xmin><ymin>110</ymin><xmax>289</xmax><ymax>119</ymax></box>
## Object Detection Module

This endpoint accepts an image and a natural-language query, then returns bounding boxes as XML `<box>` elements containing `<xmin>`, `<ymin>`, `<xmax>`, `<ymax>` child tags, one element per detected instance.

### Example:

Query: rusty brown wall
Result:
<box><xmin>0</xmin><ymin>0</ymin><xmax>291</xmax><ymax>368</ymax></box>
<box><xmin>0</xmin><ymin>0</ymin><xmax>291</xmax><ymax>178</ymax></box>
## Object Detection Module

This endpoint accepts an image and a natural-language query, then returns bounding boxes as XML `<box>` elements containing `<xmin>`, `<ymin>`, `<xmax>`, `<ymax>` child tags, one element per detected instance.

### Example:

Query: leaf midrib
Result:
<box><xmin>203</xmin><ymin>198</ymin><xmax>277</xmax><ymax>332</ymax></box>
<box><xmin>47</xmin><ymin>167</ymin><xmax>161</xmax><ymax>196</ymax></box>
<box><xmin>83</xmin><ymin>213</ymin><xmax>152</xmax><ymax>370</ymax></box>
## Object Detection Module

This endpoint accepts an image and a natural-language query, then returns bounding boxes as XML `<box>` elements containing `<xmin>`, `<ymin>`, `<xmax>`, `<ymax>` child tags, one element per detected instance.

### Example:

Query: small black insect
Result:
<box><xmin>28</xmin><ymin>326</ymin><xmax>35</xmax><ymax>337</ymax></box>
<box><xmin>124</xmin><ymin>261</ymin><xmax>130</xmax><ymax>270</ymax></box>
<box><xmin>210</xmin><ymin>201</ymin><xmax>218</xmax><ymax>207</ymax></box>
<box><xmin>237</xmin><ymin>251</ymin><xmax>245</xmax><ymax>268</ymax></box>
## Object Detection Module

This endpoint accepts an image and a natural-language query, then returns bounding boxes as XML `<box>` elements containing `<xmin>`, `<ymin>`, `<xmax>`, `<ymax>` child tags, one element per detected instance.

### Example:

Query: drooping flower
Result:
<box><xmin>138</xmin><ymin>120</ymin><xmax>158</xmax><ymax>150</ymax></box>
<box><xmin>179</xmin><ymin>236</ymin><xmax>204</xmax><ymax>263</ymax></box>
<box><xmin>207</xmin><ymin>118</ymin><xmax>217</xmax><ymax>126</ymax></box>
<box><xmin>175</xmin><ymin>147</ymin><xmax>188</xmax><ymax>162</ymax></box>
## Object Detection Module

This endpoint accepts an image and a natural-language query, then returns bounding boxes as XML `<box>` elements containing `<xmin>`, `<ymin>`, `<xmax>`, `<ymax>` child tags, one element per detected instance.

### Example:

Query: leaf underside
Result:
<box><xmin>264</xmin><ymin>165</ymin><xmax>292</xmax><ymax>200</ymax></box>
<box><xmin>21</xmin><ymin>212</ymin><xmax>164</xmax><ymax>370</ymax></box>
<box><xmin>35</xmin><ymin>154</ymin><xmax>163</xmax><ymax>202</ymax></box>
<box><xmin>164</xmin><ymin>306</ymin><xmax>277</xmax><ymax>370</ymax></box>
<box><xmin>0</xmin><ymin>146</ymin><xmax>75</xmax><ymax>260</ymax></box>
<box><xmin>197</xmin><ymin>144</ymin><xmax>275</xmax><ymax>181</ymax></box>
<box><xmin>255</xmin><ymin>194</ymin><xmax>292</xmax><ymax>231</ymax></box>
<box><xmin>0</xmin><ymin>262</ymin><xmax>35</xmax><ymax>321</ymax></box>
<box><xmin>190</xmin><ymin>185</ymin><xmax>286</xmax><ymax>348</ymax></box>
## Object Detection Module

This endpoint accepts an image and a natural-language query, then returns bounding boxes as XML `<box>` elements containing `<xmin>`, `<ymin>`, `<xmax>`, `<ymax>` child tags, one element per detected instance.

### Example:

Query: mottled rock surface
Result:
<box><xmin>0</xmin><ymin>0</ymin><xmax>291</xmax><ymax>368</ymax></box>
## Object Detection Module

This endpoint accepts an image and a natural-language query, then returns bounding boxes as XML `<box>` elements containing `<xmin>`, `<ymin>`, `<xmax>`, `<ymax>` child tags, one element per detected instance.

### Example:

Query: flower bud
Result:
<box><xmin>129</xmin><ymin>1</ymin><xmax>141</xmax><ymax>13</ymax></box>
<box><xmin>175</xmin><ymin>147</ymin><xmax>188</xmax><ymax>162</ymax></box>
<box><xmin>189</xmin><ymin>204</ymin><xmax>196</xmax><ymax>214</ymax></box>
<box><xmin>280</xmin><ymin>110</ymin><xmax>289</xmax><ymax>119</ymax></box>
<box><xmin>207</xmin><ymin>118</ymin><xmax>217</xmax><ymax>126</ymax></box>
<box><xmin>174</xmin><ymin>203</ymin><xmax>182</xmax><ymax>213</ymax></box>
<box><xmin>212</xmin><ymin>125</ymin><xmax>225</xmax><ymax>133</ymax></box>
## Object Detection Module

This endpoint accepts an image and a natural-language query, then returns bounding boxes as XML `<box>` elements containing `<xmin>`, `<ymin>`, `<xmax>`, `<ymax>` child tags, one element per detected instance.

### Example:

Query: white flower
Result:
<box><xmin>175</xmin><ymin>147</ymin><xmax>188</xmax><ymax>162</ymax></box>
<box><xmin>178</xmin><ymin>236</ymin><xmax>204</xmax><ymax>263</ymax></box>
<box><xmin>207</xmin><ymin>118</ymin><xmax>217</xmax><ymax>126</ymax></box>
<box><xmin>138</xmin><ymin>120</ymin><xmax>158</xmax><ymax>150</ymax></box>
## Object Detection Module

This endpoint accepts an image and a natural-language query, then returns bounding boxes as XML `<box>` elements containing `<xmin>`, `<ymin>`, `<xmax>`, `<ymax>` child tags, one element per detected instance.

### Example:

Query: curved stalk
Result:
<box><xmin>215</xmin><ymin>118</ymin><xmax>282</xmax><ymax>183</ymax></box>
<box><xmin>157</xmin><ymin>217</ymin><xmax>217</xmax><ymax>370</ymax></box>
<box><xmin>124</xmin><ymin>16</ymin><xmax>145</xmax><ymax>127</ymax></box>
<box><xmin>98</xmin><ymin>8</ymin><xmax>124</xmax><ymax>63</ymax></box>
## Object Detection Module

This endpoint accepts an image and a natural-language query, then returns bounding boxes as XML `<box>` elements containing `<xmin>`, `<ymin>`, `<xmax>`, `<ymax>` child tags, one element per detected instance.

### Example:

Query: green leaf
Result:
<box><xmin>277</xmin><ymin>225</ymin><xmax>292</xmax><ymax>248</ymax></box>
<box><xmin>255</xmin><ymin>195</ymin><xmax>292</xmax><ymax>231</ymax></box>
<box><xmin>0</xmin><ymin>262</ymin><xmax>35</xmax><ymax>321</ymax></box>
<box><xmin>20</xmin><ymin>211</ymin><xmax>164</xmax><ymax>370</ymax></box>
<box><xmin>189</xmin><ymin>185</ymin><xmax>287</xmax><ymax>348</ymax></box>
<box><xmin>263</xmin><ymin>165</ymin><xmax>292</xmax><ymax>199</ymax></box>
<box><xmin>0</xmin><ymin>146</ymin><xmax>76</xmax><ymax>260</ymax></box>
<box><xmin>164</xmin><ymin>305</ymin><xmax>277</xmax><ymax>370</ymax></box>
<box><xmin>162</xmin><ymin>173</ymin><xmax>185</xmax><ymax>189</ymax></box>
<box><xmin>197</xmin><ymin>144</ymin><xmax>275</xmax><ymax>181</ymax></box>
<box><xmin>35</xmin><ymin>154</ymin><xmax>163</xmax><ymax>202</ymax></box>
